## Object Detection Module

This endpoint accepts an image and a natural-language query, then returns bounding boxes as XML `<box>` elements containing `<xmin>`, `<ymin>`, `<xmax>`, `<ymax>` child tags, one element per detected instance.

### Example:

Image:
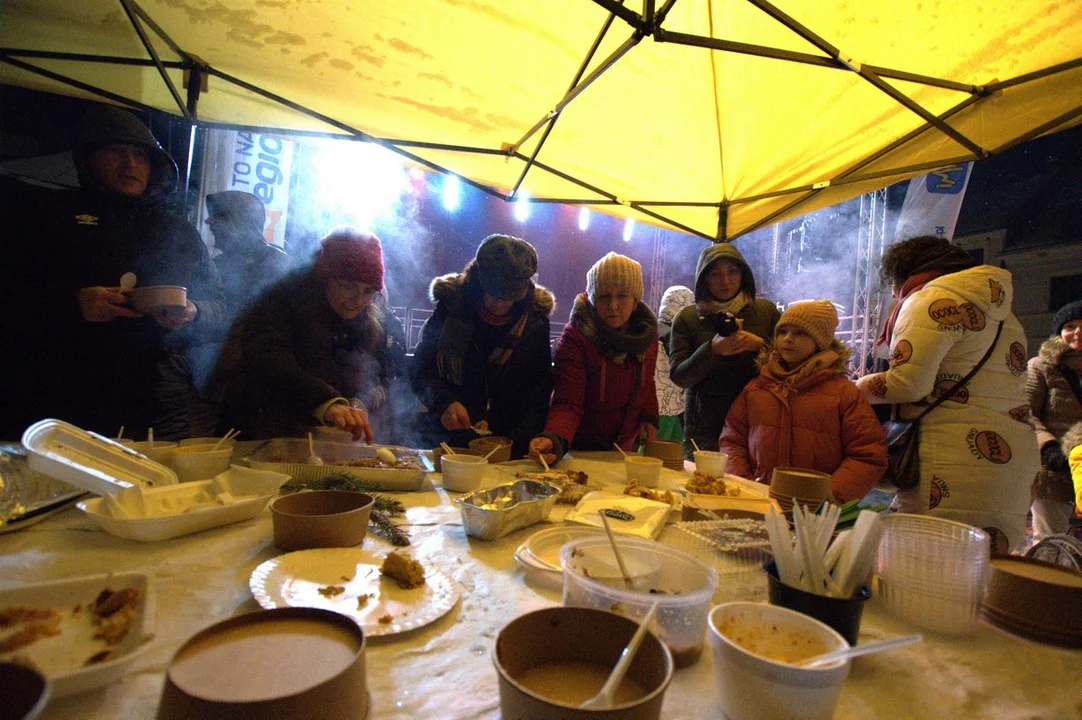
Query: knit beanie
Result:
<box><xmin>475</xmin><ymin>234</ymin><xmax>537</xmax><ymax>301</ymax></box>
<box><xmin>314</xmin><ymin>228</ymin><xmax>385</xmax><ymax>290</ymax></box>
<box><xmin>777</xmin><ymin>299</ymin><xmax>839</xmax><ymax>351</ymax></box>
<box><xmin>586</xmin><ymin>252</ymin><xmax>644</xmax><ymax>304</ymax></box>
<box><xmin>1052</xmin><ymin>300</ymin><xmax>1082</xmax><ymax>335</ymax></box>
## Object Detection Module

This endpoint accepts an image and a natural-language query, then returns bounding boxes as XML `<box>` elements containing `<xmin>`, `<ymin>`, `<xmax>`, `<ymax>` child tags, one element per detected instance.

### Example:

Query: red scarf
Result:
<box><xmin>876</xmin><ymin>269</ymin><xmax>943</xmax><ymax>347</ymax></box>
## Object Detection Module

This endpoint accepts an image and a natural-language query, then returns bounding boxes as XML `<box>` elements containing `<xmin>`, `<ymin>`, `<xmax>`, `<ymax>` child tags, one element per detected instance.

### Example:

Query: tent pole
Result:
<box><xmin>0</xmin><ymin>54</ymin><xmax>158</xmax><ymax>113</ymax></box>
<box><xmin>509</xmin><ymin>8</ymin><xmax>622</xmax><ymax>197</ymax></box>
<box><xmin>118</xmin><ymin>0</ymin><xmax>189</xmax><ymax>119</ymax></box>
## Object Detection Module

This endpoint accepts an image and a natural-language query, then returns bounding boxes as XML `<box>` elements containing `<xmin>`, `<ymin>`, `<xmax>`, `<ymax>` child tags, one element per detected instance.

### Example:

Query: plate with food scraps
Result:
<box><xmin>249</xmin><ymin>548</ymin><xmax>461</xmax><ymax>638</ymax></box>
<box><xmin>0</xmin><ymin>571</ymin><xmax>153</xmax><ymax>697</ymax></box>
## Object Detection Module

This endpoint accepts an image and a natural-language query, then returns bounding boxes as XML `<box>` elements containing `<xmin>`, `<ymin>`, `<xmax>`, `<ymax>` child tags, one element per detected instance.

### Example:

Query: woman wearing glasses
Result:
<box><xmin>218</xmin><ymin>228</ymin><xmax>391</xmax><ymax>441</ymax></box>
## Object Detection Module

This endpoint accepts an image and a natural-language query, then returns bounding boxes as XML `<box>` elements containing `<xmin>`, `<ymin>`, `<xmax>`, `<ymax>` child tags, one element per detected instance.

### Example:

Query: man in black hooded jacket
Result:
<box><xmin>0</xmin><ymin>105</ymin><xmax>225</xmax><ymax>440</ymax></box>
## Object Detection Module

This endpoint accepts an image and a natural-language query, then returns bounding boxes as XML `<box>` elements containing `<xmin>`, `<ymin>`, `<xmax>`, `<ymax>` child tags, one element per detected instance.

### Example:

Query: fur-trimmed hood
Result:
<box><xmin>756</xmin><ymin>337</ymin><xmax>852</xmax><ymax>372</ymax></box>
<box><xmin>1063</xmin><ymin>421</ymin><xmax>1082</xmax><ymax>455</ymax></box>
<box><xmin>429</xmin><ymin>268</ymin><xmax>555</xmax><ymax>317</ymax></box>
<box><xmin>1038</xmin><ymin>335</ymin><xmax>1075</xmax><ymax>367</ymax></box>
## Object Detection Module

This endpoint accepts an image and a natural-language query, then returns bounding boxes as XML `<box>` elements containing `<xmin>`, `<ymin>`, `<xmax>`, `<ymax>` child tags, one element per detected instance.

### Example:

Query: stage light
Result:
<box><xmin>578</xmin><ymin>207</ymin><xmax>590</xmax><ymax>231</ymax></box>
<box><xmin>514</xmin><ymin>191</ymin><xmax>531</xmax><ymax>222</ymax></box>
<box><xmin>305</xmin><ymin>139</ymin><xmax>409</xmax><ymax>232</ymax></box>
<box><xmin>623</xmin><ymin>217</ymin><xmax>635</xmax><ymax>242</ymax></box>
<box><xmin>442</xmin><ymin>174</ymin><xmax>460</xmax><ymax>212</ymax></box>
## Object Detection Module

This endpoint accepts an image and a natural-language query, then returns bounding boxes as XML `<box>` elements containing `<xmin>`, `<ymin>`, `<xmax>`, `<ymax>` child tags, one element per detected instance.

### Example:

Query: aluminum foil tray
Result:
<box><xmin>242</xmin><ymin>438</ymin><xmax>432</xmax><ymax>492</ymax></box>
<box><xmin>453</xmin><ymin>480</ymin><xmax>560</xmax><ymax>541</ymax></box>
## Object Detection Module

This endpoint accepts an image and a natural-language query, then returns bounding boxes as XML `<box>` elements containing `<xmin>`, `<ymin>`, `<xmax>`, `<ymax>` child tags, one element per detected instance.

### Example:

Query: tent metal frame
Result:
<box><xmin>1</xmin><ymin>0</ymin><xmax>1080</xmax><ymax>241</ymax></box>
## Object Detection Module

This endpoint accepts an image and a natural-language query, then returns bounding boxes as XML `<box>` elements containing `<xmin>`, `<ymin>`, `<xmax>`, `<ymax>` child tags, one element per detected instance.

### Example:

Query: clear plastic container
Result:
<box><xmin>874</xmin><ymin>514</ymin><xmax>990</xmax><ymax>634</ymax></box>
<box><xmin>561</xmin><ymin>537</ymin><xmax>719</xmax><ymax>668</ymax></box>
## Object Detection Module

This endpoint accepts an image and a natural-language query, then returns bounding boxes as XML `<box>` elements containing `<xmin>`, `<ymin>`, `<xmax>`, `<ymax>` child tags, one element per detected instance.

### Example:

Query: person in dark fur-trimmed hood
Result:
<box><xmin>1026</xmin><ymin>299</ymin><xmax>1082</xmax><ymax>539</ymax></box>
<box><xmin>410</xmin><ymin>234</ymin><xmax>555</xmax><ymax>458</ymax></box>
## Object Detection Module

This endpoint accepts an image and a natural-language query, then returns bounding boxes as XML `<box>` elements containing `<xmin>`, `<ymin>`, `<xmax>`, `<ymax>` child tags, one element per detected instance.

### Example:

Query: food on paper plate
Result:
<box><xmin>380</xmin><ymin>551</ymin><xmax>426</xmax><ymax>589</ymax></box>
<box><xmin>515</xmin><ymin>469</ymin><xmax>594</xmax><ymax>504</ymax></box>
<box><xmin>624</xmin><ymin>480</ymin><xmax>676</xmax><ymax>505</ymax></box>
<box><xmin>0</xmin><ymin>585</ymin><xmax>141</xmax><ymax>665</ymax></box>
<box><xmin>686</xmin><ymin>472</ymin><xmax>741</xmax><ymax>496</ymax></box>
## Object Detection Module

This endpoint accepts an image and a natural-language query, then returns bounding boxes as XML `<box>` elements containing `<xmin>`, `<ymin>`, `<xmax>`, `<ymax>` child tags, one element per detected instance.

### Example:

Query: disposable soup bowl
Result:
<box><xmin>624</xmin><ymin>456</ymin><xmax>663</xmax><ymax>488</ymax></box>
<box><xmin>708</xmin><ymin>601</ymin><xmax>850</xmax><ymax>720</ymax></box>
<box><xmin>468</xmin><ymin>436</ymin><xmax>513</xmax><ymax>463</ymax></box>
<box><xmin>694</xmin><ymin>450</ymin><xmax>728</xmax><ymax>477</ymax></box>
<box><xmin>441</xmin><ymin>454</ymin><xmax>488</xmax><ymax>492</ymax></box>
<box><xmin>128</xmin><ymin>285</ymin><xmax>187</xmax><ymax>313</ymax></box>
<box><xmin>129</xmin><ymin>440</ymin><xmax>178</xmax><ymax>468</ymax></box>
<box><xmin>561</xmin><ymin>537</ymin><xmax>719</xmax><ymax>668</ymax></box>
<box><xmin>493</xmin><ymin>606</ymin><xmax>673</xmax><ymax>720</ymax></box>
<box><xmin>171</xmin><ymin>444</ymin><xmax>232</xmax><ymax>483</ymax></box>
<box><xmin>270</xmin><ymin>490</ymin><xmax>374</xmax><ymax>551</ymax></box>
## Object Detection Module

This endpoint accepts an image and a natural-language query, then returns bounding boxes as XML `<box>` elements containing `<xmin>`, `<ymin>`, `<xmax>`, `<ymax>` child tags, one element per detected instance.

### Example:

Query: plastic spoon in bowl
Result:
<box><xmin>481</xmin><ymin>444</ymin><xmax>502</xmax><ymax>461</ymax></box>
<box><xmin>305</xmin><ymin>432</ymin><xmax>324</xmax><ymax>465</ymax></box>
<box><xmin>798</xmin><ymin>633</ymin><xmax>923</xmax><ymax>668</ymax></box>
<box><xmin>579</xmin><ymin>602</ymin><xmax>660</xmax><ymax>709</ymax></box>
<box><xmin>598</xmin><ymin>511</ymin><xmax>634</xmax><ymax>588</ymax></box>
<box><xmin>690</xmin><ymin>438</ymin><xmax>701</xmax><ymax>453</ymax></box>
<box><xmin>440</xmin><ymin>442</ymin><xmax>457</xmax><ymax>457</ymax></box>
<box><xmin>612</xmin><ymin>443</ymin><xmax>628</xmax><ymax>457</ymax></box>
<box><xmin>537</xmin><ymin>453</ymin><xmax>550</xmax><ymax>472</ymax></box>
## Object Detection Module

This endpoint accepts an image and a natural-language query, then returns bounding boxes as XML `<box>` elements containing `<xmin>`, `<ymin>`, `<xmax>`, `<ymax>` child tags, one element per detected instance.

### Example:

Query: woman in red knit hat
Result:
<box><xmin>218</xmin><ymin>227</ymin><xmax>401</xmax><ymax>441</ymax></box>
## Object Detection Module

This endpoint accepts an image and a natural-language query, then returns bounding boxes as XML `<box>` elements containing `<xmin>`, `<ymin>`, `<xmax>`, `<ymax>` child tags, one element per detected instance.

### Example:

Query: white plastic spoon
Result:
<box><xmin>580</xmin><ymin>603</ymin><xmax>660</xmax><ymax>709</ymax></box>
<box><xmin>599</xmin><ymin>511</ymin><xmax>634</xmax><ymax>588</ymax></box>
<box><xmin>798</xmin><ymin>633</ymin><xmax>923</xmax><ymax>668</ymax></box>
<box><xmin>612</xmin><ymin>443</ymin><xmax>628</xmax><ymax>457</ymax></box>
<box><xmin>305</xmin><ymin>432</ymin><xmax>324</xmax><ymax>465</ymax></box>
<box><xmin>120</xmin><ymin>272</ymin><xmax>137</xmax><ymax>291</ymax></box>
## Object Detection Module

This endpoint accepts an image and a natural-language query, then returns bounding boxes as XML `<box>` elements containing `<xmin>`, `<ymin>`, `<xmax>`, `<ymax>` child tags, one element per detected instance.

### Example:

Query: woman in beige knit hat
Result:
<box><xmin>529</xmin><ymin>252</ymin><xmax>660</xmax><ymax>465</ymax></box>
<box><xmin>718</xmin><ymin>299</ymin><xmax>887</xmax><ymax>503</ymax></box>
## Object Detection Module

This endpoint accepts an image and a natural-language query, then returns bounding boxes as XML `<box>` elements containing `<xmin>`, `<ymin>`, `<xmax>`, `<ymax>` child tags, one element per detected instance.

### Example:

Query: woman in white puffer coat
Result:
<box><xmin>856</xmin><ymin>236</ymin><xmax>1040</xmax><ymax>553</ymax></box>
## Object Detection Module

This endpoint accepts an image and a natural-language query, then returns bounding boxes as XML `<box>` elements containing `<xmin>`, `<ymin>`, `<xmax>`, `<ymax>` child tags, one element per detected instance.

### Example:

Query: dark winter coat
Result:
<box><xmin>719</xmin><ymin>341</ymin><xmax>887</xmax><ymax>503</ymax></box>
<box><xmin>668</xmin><ymin>243</ymin><xmax>780</xmax><ymax>458</ymax></box>
<box><xmin>411</xmin><ymin>271</ymin><xmax>555</xmax><ymax>457</ymax></box>
<box><xmin>0</xmin><ymin>179</ymin><xmax>225</xmax><ymax>439</ymax></box>
<box><xmin>1026</xmin><ymin>336</ymin><xmax>1082</xmax><ymax>503</ymax></box>
<box><xmin>218</xmin><ymin>267</ymin><xmax>391</xmax><ymax>439</ymax></box>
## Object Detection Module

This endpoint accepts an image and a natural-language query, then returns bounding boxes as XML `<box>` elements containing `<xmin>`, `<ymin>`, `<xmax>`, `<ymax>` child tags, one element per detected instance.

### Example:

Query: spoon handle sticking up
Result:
<box><xmin>612</xmin><ymin>443</ymin><xmax>628</xmax><ymax>458</ymax></box>
<box><xmin>579</xmin><ymin>602</ymin><xmax>660</xmax><ymax>709</ymax></box>
<box><xmin>598</xmin><ymin>511</ymin><xmax>633</xmax><ymax>588</ymax></box>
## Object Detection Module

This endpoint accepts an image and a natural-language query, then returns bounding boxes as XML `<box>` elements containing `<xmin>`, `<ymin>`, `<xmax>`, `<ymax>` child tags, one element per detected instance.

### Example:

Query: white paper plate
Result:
<box><xmin>0</xmin><ymin>572</ymin><xmax>154</xmax><ymax>697</ymax></box>
<box><xmin>522</xmin><ymin>524</ymin><xmax>608</xmax><ymax>572</ymax></box>
<box><xmin>249</xmin><ymin>548</ymin><xmax>462</xmax><ymax>638</ymax></box>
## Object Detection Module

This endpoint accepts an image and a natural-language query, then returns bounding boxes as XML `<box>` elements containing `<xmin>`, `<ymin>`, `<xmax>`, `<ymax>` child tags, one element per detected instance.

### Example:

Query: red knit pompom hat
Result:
<box><xmin>314</xmin><ymin>228</ymin><xmax>384</xmax><ymax>290</ymax></box>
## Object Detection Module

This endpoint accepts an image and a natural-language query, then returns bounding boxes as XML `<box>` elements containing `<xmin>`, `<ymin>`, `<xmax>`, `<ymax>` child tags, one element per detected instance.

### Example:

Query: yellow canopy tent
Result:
<box><xmin>2</xmin><ymin>0</ymin><xmax>1080</xmax><ymax>241</ymax></box>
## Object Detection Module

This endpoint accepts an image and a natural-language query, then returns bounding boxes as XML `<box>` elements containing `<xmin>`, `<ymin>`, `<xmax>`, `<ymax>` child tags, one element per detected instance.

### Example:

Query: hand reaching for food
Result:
<box><xmin>528</xmin><ymin>437</ymin><xmax>558</xmax><ymax>467</ymax></box>
<box><xmin>440</xmin><ymin>401</ymin><xmax>472</xmax><ymax>430</ymax></box>
<box><xmin>324</xmin><ymin>402</ymin><xmax>373</xmax><ymax>443</ymax></box>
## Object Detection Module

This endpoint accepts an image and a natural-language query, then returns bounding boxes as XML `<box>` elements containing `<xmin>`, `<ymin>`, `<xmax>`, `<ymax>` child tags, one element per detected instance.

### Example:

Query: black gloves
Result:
<box><xmin>1041</xmin><ymin>442</ymin><xmax>1069</xmax><ymax>472</ymax></box>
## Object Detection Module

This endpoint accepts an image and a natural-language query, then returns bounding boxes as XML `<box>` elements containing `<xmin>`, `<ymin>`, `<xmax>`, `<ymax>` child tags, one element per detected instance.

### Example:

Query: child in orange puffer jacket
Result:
<box><xmin>719</xmin><ymin>300</ymin><xmax>888</xmax><ymax>503</ymax></box>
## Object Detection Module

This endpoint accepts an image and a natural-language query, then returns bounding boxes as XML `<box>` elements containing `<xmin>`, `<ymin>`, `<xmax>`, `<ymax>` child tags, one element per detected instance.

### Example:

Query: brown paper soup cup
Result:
<box><xmin>157</xmin><ymin>607</ymin><xmax>366</xmax><ymax>720</ymax></box>
<box><xmin>271</xmin><ymin>490</ymin><xmax>374</xmax><ymax>551</ymax></box>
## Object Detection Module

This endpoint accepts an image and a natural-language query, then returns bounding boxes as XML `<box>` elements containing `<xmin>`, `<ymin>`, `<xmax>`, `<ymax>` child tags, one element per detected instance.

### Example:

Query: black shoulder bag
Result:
<box><xmin>880</xmin><ymin>321</ymin><xmax>1003</xmax><ymax>491</ymax></box>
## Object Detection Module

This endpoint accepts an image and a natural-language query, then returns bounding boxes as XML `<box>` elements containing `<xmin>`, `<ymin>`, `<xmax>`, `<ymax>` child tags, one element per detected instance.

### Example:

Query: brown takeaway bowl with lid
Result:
<box><xmin>157</xmin><ymin>607</ymin><xmax>367</xmax><ymax>720</ymax></box>
<box><xmin>770</xmin><ymin>467</ymin><xmax>832</xmax><ymax>501</ymax></box>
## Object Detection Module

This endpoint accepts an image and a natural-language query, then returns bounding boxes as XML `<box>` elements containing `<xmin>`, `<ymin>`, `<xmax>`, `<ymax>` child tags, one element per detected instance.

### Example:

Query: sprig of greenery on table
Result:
<box><xmin>281</xmin><ymin>473</ymin><xmax>405</xmax><ymax>515</ymax></box>
<box><xmin>280</xmin><ymin>472</ymin><xmax>410</xmax><ymax>545</ymax></box>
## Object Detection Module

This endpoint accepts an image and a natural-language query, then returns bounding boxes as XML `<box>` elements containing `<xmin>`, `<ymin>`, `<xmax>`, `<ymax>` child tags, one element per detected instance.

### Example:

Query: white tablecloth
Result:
<box><xmin>1</xmin><ymin>451</ymin><xmax>1079</xmax><ymax>719</ymax></box>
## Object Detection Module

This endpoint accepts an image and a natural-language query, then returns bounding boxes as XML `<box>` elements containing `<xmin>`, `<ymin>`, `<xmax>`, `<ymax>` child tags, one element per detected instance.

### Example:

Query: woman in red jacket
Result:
<box><xmin>719</xmin><ymin>300</ymin><xmax>887</xmax><ymax>503</ymax></box>
<box><xmin>529</xmin><ymin>253</ymin><xmax>659</xmax><ymax>465</ymax></box>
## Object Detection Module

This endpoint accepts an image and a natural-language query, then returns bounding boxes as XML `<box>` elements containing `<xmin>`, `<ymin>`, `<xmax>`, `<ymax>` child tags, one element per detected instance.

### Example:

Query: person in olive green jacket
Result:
<box><xmin>668</xmin><ymin>243</ymin><xmax>780</xmax><ymax>459</ymax></box>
